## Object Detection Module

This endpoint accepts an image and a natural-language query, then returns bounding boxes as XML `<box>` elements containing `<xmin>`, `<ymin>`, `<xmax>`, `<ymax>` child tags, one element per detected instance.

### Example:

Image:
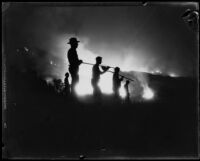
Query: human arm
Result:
<box><xmin>120</xmin><ymin>76</ymin><xmax>124</xmax><ymax>81</ymax></box>
<box><xmin>100</xmin><ymin>66</ymin><xmax>110</xmax><ymax>74</ymax></box>
<box><xmin>78</xmin><ymin>59</ymin><xmax>83</xmax><ymax>65</ymax></box>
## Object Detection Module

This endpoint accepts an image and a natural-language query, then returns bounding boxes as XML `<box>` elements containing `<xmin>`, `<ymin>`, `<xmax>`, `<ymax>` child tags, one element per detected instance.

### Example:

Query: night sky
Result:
<box><xmin>4</xmin><ymin>2</ymin><xmax>198</xmax><ymax>79</ymax></box>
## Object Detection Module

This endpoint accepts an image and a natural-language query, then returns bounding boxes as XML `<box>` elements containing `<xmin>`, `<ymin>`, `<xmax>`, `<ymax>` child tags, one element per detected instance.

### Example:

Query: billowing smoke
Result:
<box><xmin>5</xmin><ymin>4</ymin><xmax>198</xmax><ymax>99</ymax></box>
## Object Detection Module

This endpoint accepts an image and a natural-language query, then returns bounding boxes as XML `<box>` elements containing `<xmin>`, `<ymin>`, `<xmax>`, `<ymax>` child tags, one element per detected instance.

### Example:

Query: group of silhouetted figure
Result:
<box><xmin>63</xmin><ymin>37</ymin><xmax>130</xmax><ymax>101</ymax></box>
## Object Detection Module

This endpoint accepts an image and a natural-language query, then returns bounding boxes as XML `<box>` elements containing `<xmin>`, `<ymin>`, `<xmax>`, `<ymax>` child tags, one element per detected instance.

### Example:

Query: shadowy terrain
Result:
<box><xmin>4</xmin><ymin>63</ymin><xmax>198</xmax><ymax>159</ymax></box>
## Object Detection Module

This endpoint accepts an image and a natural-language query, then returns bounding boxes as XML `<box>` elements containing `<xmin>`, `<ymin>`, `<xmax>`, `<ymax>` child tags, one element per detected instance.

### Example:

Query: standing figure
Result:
<box><xmin>91</xmin><ymin>56</ymin><xmax>110</xmax><ymax>97</ymax></box>
<box><xmin>67</xmin><ymin>37</ymin><xmax>82</xmax><ymax>95</ymax></box>
<box><xmin>112</xmin><ymin>67</ymin><xmax>124</xmax><ymax>98</ymax></box>
<box><xmin>64</xmin><ymin>72</ymin><xmax>70</xmax><ymax>96</ymax></box>
<box><xmin>124</xmin><ymin>80</ymin><xmax>130</xmax><ymax>102</ymax></box>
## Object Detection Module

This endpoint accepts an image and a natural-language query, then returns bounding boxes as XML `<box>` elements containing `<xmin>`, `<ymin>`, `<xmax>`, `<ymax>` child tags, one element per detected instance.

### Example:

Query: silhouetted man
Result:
<box><xmin>91</xmin><ymin>56</ymin><xmax>110</xmax><ymax>97</ymax></box>
<box><xmin>124</xmin><ymin>80</ymin><xmax>130</xmax><ymax>101</ymax></box>
<box><xmin>64</xmin><ymin>72</ymin><xmax>70</xmax><ymax>96</ymax></box>
<box><xmin>113</xmin><ymin>67</ymin><xmax>124</xmax><ymax>98</ymax></box>
<box><xmin>67</xmin><ymin>37</ymin><xmax>82</xmax><ymax>95</ymax></box>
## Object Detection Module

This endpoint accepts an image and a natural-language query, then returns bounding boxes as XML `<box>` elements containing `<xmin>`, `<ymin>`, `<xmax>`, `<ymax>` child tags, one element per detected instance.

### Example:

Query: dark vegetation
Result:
<box><xmin>3</xmin><ymin>51</ymin><xmax>198</xmax><ymax>159</ymax></box>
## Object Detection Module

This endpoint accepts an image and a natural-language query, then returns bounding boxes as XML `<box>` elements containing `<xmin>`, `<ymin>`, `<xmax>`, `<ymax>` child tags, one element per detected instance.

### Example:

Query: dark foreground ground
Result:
<box><xmin>3</xmin><ymin>70</ymin><xmax>198</xmax><ymax>159</ymax></box>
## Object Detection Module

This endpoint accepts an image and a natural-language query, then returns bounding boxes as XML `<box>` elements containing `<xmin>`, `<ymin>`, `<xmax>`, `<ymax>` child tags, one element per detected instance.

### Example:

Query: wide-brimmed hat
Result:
<box><xmin>67</xmin><ymin>37</ymin><xmax>80</xmax><ymax>44</ymax></box>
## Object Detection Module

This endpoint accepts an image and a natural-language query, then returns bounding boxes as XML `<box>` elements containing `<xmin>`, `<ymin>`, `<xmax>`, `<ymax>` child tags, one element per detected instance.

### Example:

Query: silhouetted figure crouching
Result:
<box><xmin>113</xmin><ymin>67</ymin><xmax>124</xmax><ymax>98</ymax></box>
<box><xmin>91</xmin><ymin>56</ymin><xmax>110</xmax><ymax>97</ymax></box>
<box><xmin>67</xmin><ymin>37</ymin><xmax>83</xmax><ymax>96</ymax></box>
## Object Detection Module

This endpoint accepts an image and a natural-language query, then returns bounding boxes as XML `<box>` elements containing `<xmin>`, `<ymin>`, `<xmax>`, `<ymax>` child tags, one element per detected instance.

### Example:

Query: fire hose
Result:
<box><xmin>82</xmin><ymin>62</ymin><xmax>135</xmax><ymax>82</ymax></box>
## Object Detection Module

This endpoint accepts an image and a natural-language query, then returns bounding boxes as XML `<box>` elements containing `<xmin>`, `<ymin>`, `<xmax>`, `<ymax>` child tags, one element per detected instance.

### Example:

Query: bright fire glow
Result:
<box><xmin>119</xmin><ymin>82</ymin><xmax>126</xmax><ymax>98</ymax></box>
<box><xmin>75</xmin><ymin>66</ymin><xmax>127</xmax><ymax>97</ymax></box>
<box><xmin>169</xmin><ymin>72</ymin><xmax>177</xmax><ymax>77</ymax></box>
<box><xmin>142</xmin><ymin>85</ymin><xmax>154</xmax><ymax>100</ymax></box>
<box><xmin>72</xmin><ymin>42</ymin><xmax>128</xmax><ymax>97</ymax></box>
<box><xmin>45</xmin><ymin>77</ymin><xmax>54</xmax><ymax>85</ymax></box>
<box><xmin>155</xmin><ymin>69</ymin><xmax>162</xmax><ymax>74</ymax></box>
<box><xmin>151</xmin><ymin>69</ymin><xmax>162</xmax><ymax>75</ymax></box>
<box><xmin>74</xmin><ymin>44</ymin><xmax>112</xmax><ymax>96</ymax></box>
<box><xmin>56</xmin><ymin>37</ymin><xmax>148</xmax><ymax>98</ymax></box>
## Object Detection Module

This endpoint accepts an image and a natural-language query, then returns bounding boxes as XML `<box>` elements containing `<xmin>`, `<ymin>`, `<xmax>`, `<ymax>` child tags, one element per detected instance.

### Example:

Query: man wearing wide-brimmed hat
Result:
<box><xmin>67</xmin><ymin>37</ymin><xmax>83</xmax><ymax>95</ymax></box>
